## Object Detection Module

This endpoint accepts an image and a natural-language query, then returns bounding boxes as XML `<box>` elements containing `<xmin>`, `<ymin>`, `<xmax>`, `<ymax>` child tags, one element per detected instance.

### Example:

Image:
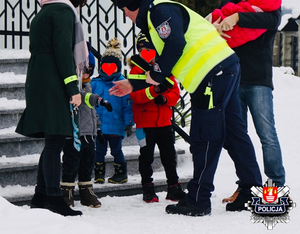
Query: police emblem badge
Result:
<box><xmin>156</xmin><ymin>19</ymin><xmax>171</xmax><ymax>39</ymax></box>
<box><xmin>245</xmin><ymin>178</ymin><xmax>296</xmax><ymax>230</ymax></box>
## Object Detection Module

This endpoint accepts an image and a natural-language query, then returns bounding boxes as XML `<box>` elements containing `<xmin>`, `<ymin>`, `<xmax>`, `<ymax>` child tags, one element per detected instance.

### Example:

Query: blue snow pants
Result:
<box><xmin>186</xmin><ymin>62</ymin><xmax>262</xmax><ymax>209</ymax></box>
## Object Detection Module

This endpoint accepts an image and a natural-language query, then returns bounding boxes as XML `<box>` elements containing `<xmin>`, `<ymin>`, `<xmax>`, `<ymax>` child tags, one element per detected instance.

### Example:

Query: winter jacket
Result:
<box><xmin>79</xmin><ymin>82</ymin><xmax>101</xmax><ymax>137</ymax></box>
<box><xmin>129</xmin><ymin>65</ymin><xmax>180</xmax><ymax>128</ymax></box>
<box><xmin>218</xmin><ymin>0</ymin><xmax>281</xmax><ymax>89</ymax></box>
<box><xmin>91</xmin><ymin>71</ymin><xmax>134</xmax><ymax>138</ymax></box>
<box><xmin>209</xmin><ymin>0</ymin><xmax>281</xmax><ymax>48</ymax></box>
<box><xmin>16</xmin><ymin>3</ymin><xmax>79</xmax><ymax>138</ymax></box>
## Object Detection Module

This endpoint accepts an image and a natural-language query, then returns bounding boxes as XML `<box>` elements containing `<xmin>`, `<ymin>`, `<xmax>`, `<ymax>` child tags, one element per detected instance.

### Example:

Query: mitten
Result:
<box><xmin>97</xmin><ymin>129</ymin><xmax>105</xmax><ymax>144</ymax></box>
<box><xmin>99</xmin><ymin>98</ymin><xmax>113</xmax><ymax>112</ymax></box>
<box><xmin>125</xmin><ymin>125</ymin><xmax>133</xmax><ymax>137</ymax></box>
<box><xmin>154</xmin><ymin>95</ymin><xmax>167</xmax><ymax>105</ymax></box>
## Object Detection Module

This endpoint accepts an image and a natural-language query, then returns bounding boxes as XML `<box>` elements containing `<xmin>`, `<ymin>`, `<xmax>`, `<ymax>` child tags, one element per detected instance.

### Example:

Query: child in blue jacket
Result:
<box><xmin>91</xmin><ymin>38</ymin><xmax>134</xmax><ymax>184</ymax></box>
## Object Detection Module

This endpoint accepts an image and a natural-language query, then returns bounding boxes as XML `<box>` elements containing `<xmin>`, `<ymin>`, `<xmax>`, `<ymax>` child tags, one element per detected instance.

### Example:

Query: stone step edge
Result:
<box><xmin>4</xmin><ymin>177</ymin><xmax>191</xmax><ymax>206</ymax></box>
<box><xmin>0</xmin><ymin>148</ymin><xmax>185</xmax><ymax>171</ymax></box>
<box><xmin>0</xmin><ymin>131</ymin><xmax>138</xmax><ymax>142</ymax></box>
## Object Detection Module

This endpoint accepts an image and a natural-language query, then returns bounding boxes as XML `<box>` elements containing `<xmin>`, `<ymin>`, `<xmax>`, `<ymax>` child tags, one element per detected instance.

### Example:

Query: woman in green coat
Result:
<box><xmin>16</xmin><ymin>0</ymin><xmax>88</xmax><ymax>216</ymax></box>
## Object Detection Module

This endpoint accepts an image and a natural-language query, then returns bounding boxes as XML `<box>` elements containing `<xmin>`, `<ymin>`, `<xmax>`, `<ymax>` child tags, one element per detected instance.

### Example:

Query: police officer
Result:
<box><xmin>110</xmin><ymin>0</ymin><xmax>262</xmax><ymax>216</ymax></box>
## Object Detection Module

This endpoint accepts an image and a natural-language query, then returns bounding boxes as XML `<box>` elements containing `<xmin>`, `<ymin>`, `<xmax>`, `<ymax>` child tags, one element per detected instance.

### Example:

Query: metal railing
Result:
<box><xmin>0</xmin><ymin>0</ymin><xmax>191</xmax><ymax>143</ymax></box>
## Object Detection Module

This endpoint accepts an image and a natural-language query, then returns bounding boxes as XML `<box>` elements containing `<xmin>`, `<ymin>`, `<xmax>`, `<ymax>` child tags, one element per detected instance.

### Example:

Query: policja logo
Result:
<box><xmin>245</xmin><ymin>178</ymin><xmax>296</xmax><ymax>230</ymax></box>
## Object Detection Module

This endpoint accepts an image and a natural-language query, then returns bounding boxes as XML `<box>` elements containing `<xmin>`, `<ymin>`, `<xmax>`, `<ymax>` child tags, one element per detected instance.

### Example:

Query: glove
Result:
<box><xmin>154</xmin><ymin>84</ymin><xmax>168</xmax><ymax>93</ymax></box>
<box><xmin>97</xmin><ymin>129</ymin><xmax>105</xmax><ymax>144</ymax></box>
<box><xmin>99</xmin><ymin>98</ymin><xmax>113</xmax><ymax>112</ymax></box>
<box><xmin>125</xmin><ymin>125</ymin><xmax>133</xmax><ymax>137</ymax></box>
<box><xmin>154</xmin><ymin>95</ymin><xmax>167</xmax><ymax>105</ymax></box>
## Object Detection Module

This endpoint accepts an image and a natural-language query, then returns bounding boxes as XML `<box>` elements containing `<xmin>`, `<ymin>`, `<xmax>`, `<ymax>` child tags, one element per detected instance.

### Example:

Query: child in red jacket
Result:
<box><xmin>206</xmin><ymin>0</ymin><xmax>281</xmax><ymax>48</ymax></box>
<box><xmin>129</xmin><ymin>32</ymin><xmax>186</xmax><ymax>203</ymax></box>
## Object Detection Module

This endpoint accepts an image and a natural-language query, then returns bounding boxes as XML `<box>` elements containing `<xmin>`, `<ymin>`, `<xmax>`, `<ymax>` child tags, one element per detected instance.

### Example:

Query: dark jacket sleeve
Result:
<box><xmin>53</xmin><ymin>6</ymin><xmax>79</xmax><ymax>97</ymax></box>
<box><xmin>238</xmin><ymin>10</ymin><xmax>281</xmax><ymax>30</ymax></box>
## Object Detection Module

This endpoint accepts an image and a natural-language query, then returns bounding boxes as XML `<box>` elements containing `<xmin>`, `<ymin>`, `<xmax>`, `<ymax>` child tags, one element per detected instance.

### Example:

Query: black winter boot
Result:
<box><xmin>60</xmin><ymin>182</ymin><xmax>75</xmax><ymax>207</ymax></box>
<box><xmin>108</xmin><ymin>162</ymin><xmax>128</xmax><ymax>184</ymax></box>
<box><xmin>78</xmin><ymin>181</ymin><xmax>101</xmax><ymax>208</ymax></box>
<box><xmin>166</xmin><ymin>199</ymin><xmax>211</xmax><ymax>216</ymax></box>
<box><xmin>31</xmin><ymin>192</ymin><xmax>46</xmax><ymax>209</ymax></box>
<box><xmin>44</xmin><ymin>196</ymin><xmax>82</xmax><ymax>216</ymax></box>
<box><xmin>142</xmin><ymin>182</ymin><xmax>159</xmax><ymax>203</ymax></box>
<box><xmin>225</xmin><ymin>190</ymin><xmax>250</xmax><ymax>212</ymax></box>
<box><xmin>166</xmin><ymin>183</ymin><xmax>186</xmax><ymax>201</ymax></box>
<box><xmin>94</xmin><ymin>162</ymin><xmax>105</xmax><ymax>184</ymax></box>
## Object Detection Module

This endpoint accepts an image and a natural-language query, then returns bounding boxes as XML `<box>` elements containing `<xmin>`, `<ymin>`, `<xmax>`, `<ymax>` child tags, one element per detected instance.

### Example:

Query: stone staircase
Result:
<box><xmin>0</xmin><ymin>50</ymin><xmax>190</xmax><ymax>206</ymax></box>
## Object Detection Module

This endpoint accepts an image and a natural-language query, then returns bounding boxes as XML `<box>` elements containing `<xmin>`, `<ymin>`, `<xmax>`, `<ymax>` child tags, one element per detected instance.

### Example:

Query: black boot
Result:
<box><xmin>226</xmin><ymin>189</ymin><xmax>250</xmax><ymax>212</ymax></box>
<box><xmin>78</xmin><ymin>181</ymin><xmax>101</xmax><ymax>208</ymax></box>
<box><xmin>142</xmin><ymin>182</ymin><xmax>159</xmax><ymax>203</ymax></box>
<box><xmin>31</xmin><ymin>192</ymin><xmax>46</xmax><ymax>209</ymax></box>
<box><xmin>166</xmin><ymin>199</ymin><xmax>211</xmax><ymax>216</ymax></box>
<box><xmin>166</xmin><ymin>183</ymin><xmax>186</xmax><ymax>201</ymax></box>
<box><xmin>108</xmin><ymin>162</ymin><xmax>128</xmax><ymax>184</ymax></box>
<box><xmin>94</xmin><ymin>162</ymin><xmax>105</xmax><ymax>184</ymax></box>
<box><xmin>60</xmin><ymin>182</ymin><xmax>75</xmax><ymax>207</ymax></box>
<box><xmin>44</xmin><ymin>196</ymin><xmax>82</xmax><ymax>216</ymax></box>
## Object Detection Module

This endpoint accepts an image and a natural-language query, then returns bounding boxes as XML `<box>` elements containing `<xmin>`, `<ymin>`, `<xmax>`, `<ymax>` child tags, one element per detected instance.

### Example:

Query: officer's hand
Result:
<box><xmin>154</xmin><ymin>95</ymin><xmax>167</xmax><ymax>105</ymax></box>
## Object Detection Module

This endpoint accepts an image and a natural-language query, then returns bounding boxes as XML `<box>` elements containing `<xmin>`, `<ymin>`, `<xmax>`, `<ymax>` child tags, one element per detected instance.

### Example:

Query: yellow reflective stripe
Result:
<box><xmin>127</xmin><ymin>74</ymin><xmax>147</xmax><ymax>80</ymax></box>
<box><xmin>64</xmin><ymin>75</ymin><xmax>78</xmax><ymax>85</ymax></box>
<box><xmin>145</xmin><ymin>87</ymin><xmax>155</xmax><ymax>100</ymax></box>
<box><xmin>165</xmin><ymin>77</ymin><xmax>174</xmax><ymax>86</ymax></box>
<box><xmin>182</xmin><ymin>41</ymin><xmax>230</xmax><ymax>92</ymax></box>
<box><xmin>172</xmin><ymin>30</ymin><xmax>219</xmax><ymax>76</ymax></box>
<box><xmin>131</xmin><ymin>60</ymin><xmax>147</xmax><ymax>72</ymax></box>
<box><xmin>204</xmin><ymin>86</ymin><xmax>214</xmax><ymax>109</ymax></box>
<box><xmin>148</xmin><ymin>12</ymin><xmax>164</xmax><ymax>55</ymax></box>
<box><xmin>84</xmin><ymin>92</ymin><xmax>93</xmax><ymax>108</ymax></box>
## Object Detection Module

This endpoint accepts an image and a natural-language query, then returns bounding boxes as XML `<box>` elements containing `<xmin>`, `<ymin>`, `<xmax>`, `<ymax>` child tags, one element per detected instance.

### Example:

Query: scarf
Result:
<box><xmin>40</xmin><ymin>0</ymin><xmax>88</xmax><ymax>80</ymax></box>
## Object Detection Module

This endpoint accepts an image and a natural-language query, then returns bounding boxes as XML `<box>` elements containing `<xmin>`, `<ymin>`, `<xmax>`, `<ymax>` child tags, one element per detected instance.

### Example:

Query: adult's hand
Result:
<box><xmin>109</xmin><ymin>79</ymin><xmax>133</xmax><ymax>97</ymax></box>
<box><xmin>70</xmin><ymin>93</ymin><xmax>81</xmax><ymax>108</ymax></box>
<box><xmin>219</xmin><ymin>13</ymin><xmax>239</xmax><ymax>32</ymax></box>
<box><xmin>145</xmin><ymin>71</ymin><xmax>160</xmax><ymax>85</ymax></box>
<box><xmin>213</xmin><ymin>17</ymin><xmax>231</xmax><ymax>39</ymax></box>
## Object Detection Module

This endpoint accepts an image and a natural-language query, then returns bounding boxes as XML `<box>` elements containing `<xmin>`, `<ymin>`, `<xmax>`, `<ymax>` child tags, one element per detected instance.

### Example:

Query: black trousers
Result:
<box><xmin>139</xmin><ymin>126</ymin><xmax>179</xmax><ymax>186</ymax></box>
<box><xmin>62</xmin><ymin>136</ymin><xmax>95</xmax><ymax>182</ymax></box>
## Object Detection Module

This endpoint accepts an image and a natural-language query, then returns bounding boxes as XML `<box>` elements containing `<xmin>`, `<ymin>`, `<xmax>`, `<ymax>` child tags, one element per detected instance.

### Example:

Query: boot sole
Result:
<box><xmin>81</xmin><ymin>202</ymin><xmax>102</xmax><ymax>208</ymax></box>
<box><xmin>108</xmin><ymin>179</ymin><xmax>128</xmax><ymax>184</ymax></box>
<box><xmin>143</xmin><ymin>198</ymin><xmax>159</xmax><ymax>203</ymax></box>
<box><xmin>94</xmin><ymin>178</ymin><xmax>105</xmax><ymax>184</ymax></box>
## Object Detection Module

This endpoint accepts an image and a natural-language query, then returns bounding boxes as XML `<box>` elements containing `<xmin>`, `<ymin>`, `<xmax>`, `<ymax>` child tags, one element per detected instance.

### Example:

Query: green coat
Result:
<box><xmin>16</xmin><ymin>3</ymin><xmax>80</xmax><ymax>138</ymax></box>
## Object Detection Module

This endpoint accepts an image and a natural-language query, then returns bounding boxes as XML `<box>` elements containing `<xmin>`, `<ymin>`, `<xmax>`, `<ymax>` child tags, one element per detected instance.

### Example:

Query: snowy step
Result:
<box><xmin>0</xmin><ymin>49</ymin><xmax>30</xmax><ymax>75</ymax></box>
<box><xmin>0</xmin><ymin>108</ymin><xmax>24</xmax><ymax>129</ymax></box>
<box><xmin>0</xmin><ymin>58</ymin><xmax>29</xmax><ymax>75</ymax></box>
<box><xmin>0</xmin><ymin>82</ymin><xmax>26</xmax><ymax>100</ymax></box>
<box><xmin>0</xmin><ymin>126</ymin><xmax>140</xmax><ymax>158</ymax></box>
<box><xmin>0</xmin><ymin>145</ymin><xmax>186</xmax><ymax>187</ymax></box>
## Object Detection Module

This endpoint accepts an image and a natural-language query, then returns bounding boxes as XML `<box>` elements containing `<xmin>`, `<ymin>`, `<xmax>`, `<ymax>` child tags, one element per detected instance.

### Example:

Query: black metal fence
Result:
<box><xmin>0</xmin><ymin>0</ymin><xmax>138</xmax><ymax>68</ymax></box>
<box><xmin>0</xmin><ymin>0</ymin><xmax>191</xmax><ymax>142</ymax></box>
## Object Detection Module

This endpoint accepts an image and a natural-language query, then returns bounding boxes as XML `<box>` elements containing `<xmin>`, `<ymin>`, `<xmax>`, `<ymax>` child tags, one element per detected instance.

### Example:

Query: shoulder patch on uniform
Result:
<box><xmin>153</xmin><ymin>62</ymin><xmax>162</xmax><ymax>73</ymax></box>
<box><xmin>156</xmin><ymin>18</ymin><xmax>171</xmax><ymax>39</ymax></box>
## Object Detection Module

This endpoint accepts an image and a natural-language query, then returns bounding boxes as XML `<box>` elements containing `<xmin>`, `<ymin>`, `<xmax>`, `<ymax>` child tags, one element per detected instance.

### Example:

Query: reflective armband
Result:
<box><xmin>64</xmin><ymin>75</ymin><xmax>78</xmax><ymax>85</ymax></box>
<box><xmin>84</xmin><ymin>92</ymin><xmax>93</xmax><ymax>108</ymax></box>
<box><xmin>145</xmin><ymin>87</ymin><xmax>155</xmax><ymax>100</ymax></box>
<box><xmin>127</xmin><ymin>74</ymin><xmax>147</xmax><ymax>80</ymax></box>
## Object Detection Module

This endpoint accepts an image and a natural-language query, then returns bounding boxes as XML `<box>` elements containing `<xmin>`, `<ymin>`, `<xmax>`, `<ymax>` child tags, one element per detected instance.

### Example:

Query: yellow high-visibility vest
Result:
<box><xmin>148</xmin><ymin>0</ymin><xmax>234</xmax><ymax>93</ymax></box>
